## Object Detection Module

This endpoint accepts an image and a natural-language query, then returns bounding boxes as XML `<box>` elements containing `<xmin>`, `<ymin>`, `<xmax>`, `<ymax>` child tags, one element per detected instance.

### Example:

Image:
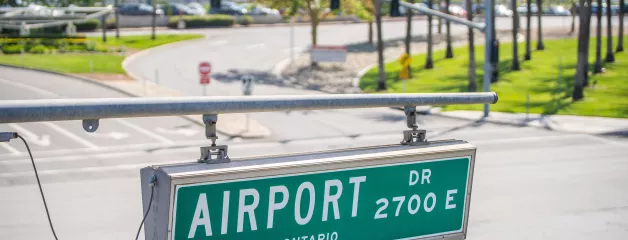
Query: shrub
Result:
<box><xmin>238</xmin><ymin>15</ymin><xmax>254</xmax><ymax>26</ymax></box>
<box><xmin>2</xmin><ymin>45</ymin><xmax>24</xmax><ymax>54</ymax></box>
<box><xmin>75</xmin><ymin>20</ymin><xmax>101</xmax><ymax>32</ymax></box>
<box><xmin>65</xmin><ymin>44</ymin><xmax>87</xmax><ymax>52</ymax></box>
<box><xmin>29</xmin><ymin>44</ymin><xmax>48</xmax><ymax>54</ymax></box>
<box><xmin>168</xmin><ymin>15</ymin><xmax>235</xmax><ymax>29</ymax></box>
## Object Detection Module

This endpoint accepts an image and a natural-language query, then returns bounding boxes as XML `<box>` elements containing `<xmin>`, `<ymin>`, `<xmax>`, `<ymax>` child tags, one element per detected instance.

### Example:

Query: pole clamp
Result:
<box><xmin>198</xmin><ymin>114</ymin><xmax>230</xmax><ymax>163</ymax></box>
<box><xmin>401</xmin><ymin>106</ymin><xmax>427</xmax><ymax>145</ymax></box>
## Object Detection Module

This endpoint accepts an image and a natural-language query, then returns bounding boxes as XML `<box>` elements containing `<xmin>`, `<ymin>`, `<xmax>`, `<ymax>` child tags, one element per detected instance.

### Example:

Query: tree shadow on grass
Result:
<box><xmin>346</xmin><ymin>34</ymin><xmax>461</xmax><ymax>53</ymax></box>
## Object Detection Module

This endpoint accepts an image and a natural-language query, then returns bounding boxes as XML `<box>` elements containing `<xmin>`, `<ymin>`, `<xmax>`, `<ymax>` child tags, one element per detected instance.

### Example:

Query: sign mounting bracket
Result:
<box><xmin>198</xmin><ymin>114</ymin><xmax>230</xmax><ymax>164</ymax></box>
<box><xmin>401</xmin><ymin>106</ymin><xmax>427</xmax><ymax>145</ymax></box>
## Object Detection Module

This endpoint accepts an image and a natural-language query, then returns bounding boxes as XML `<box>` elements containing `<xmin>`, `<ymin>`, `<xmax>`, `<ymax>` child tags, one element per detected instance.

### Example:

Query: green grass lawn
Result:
<box><xmin>87</xmin><ymin>34</ymin><xmax>204</xmax><ymax>50</ymax></box>
<box><xmin>360</xmin><ymin>36</ymin><xmax>628</xmax><ymax>118</ymax></box>
<box><xmin>0</xmin><ymin>54</ymin><xmax>126</xmax><ymax>73</ymax></box>
<box><xmin>0</xmin><ymin>34</ymin><xmax>204</xmax><ymax>73</ymax></box>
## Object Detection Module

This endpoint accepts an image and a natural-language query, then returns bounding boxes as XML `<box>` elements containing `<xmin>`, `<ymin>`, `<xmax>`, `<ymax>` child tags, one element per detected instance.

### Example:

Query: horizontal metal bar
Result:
<box><xmin>0</xmin><ymin>93</ymin><xmax>498</xmax><ymax>124</ymax></box>
<box><xmin>391</xmin><ymin>0</ymin><xmax>486</xmax><ymax>31</ymax></box>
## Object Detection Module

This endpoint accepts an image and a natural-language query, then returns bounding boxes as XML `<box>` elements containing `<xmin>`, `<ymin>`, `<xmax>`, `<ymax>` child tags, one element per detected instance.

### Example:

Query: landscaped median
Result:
<box><xmin>360</xmin><ymin>37</ymin><xmax>628</xmax><ymax>118</ymax></box>
<box><xmin>0</xmin><ymin>34</ymin><xmax>203</xmax><ymax>75</ymax></box>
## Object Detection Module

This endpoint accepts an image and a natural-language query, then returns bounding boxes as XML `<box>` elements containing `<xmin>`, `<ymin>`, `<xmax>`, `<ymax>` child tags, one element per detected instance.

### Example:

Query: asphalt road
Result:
<box><xmin>1</xmin><ymin>16</ymin><xmax>628</xmax><ymax>240</ymax></box>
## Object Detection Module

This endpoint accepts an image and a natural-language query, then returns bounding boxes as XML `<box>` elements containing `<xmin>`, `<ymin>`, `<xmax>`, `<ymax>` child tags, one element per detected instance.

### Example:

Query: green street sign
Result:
<box><xmin>140</xmin><ymin>142</ymin><xmax>476</xmax><ymax>240</ymax></box>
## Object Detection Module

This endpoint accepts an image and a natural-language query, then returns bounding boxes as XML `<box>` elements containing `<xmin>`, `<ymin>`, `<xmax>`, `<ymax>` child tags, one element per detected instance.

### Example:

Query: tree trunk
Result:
<box><xmin>512</xmin><ymin>0</ymin><xmax>521</xmax><ymax>70</ymax></box>
<box><xmin>466</xmin><ymin>0</ymin><xmax>477</xmax><ymax>92</ymax></box>
<box><xmin>310</xmin><ymin>10</ymin><xmax>319</xmax><ymax>46</ymax></box>
<box><xmin>618</xmin><ymin>0</ymin><xmax>625</xmax><ymax>52</ymax></box>
<box><xmin>151</xmin><ymin>0</ymin><xmax>156</xmax><ymax>40</ymax></box>
<box><xmin>574</xmin><ymin>0</ymin><xmax>592</xmax><ymax>101</ymax></box>
<box><xmin>426</xmin><ymin>0</ymin><xmax>434</xmax><ymax>68</ymax></box>
<box><xmin>593</xmin><ymin>0</ymin><xmax>603</xmax><ymax>73</ymax></box>
<box><xmin>368</xmin><ymin>20</ymin><xmax>374</xmax><ymax>44</ymax></box>
<box><xmin>536</xmin><ymin>0</ymin><xmax>544</xmax><ymax>50</ymax></box>
<box><xmin>604</xmin><ymin>0</ymin><xmax>615</xmax><ymax>62</ymax></box>
<box><xmin>375</xmin><ymin>0</ymin><xmax>387</xmax><ymax>90</ymax></box>
<box><xmin>525</xmin><ymin>0</ymin><xmax>532</xmax><ymax>60</ymax></box>
<box><xmin>437</xmin><ymin>0</ymin><xmax>442</xmax><ymax>34</ymax></box>
<box><xmin>406</xmin><ymin>0</ymin><xmax>414</xmax><ymax>77</ymax></box>
<box><xmin>115</xmin><ymin>0</ymin><xmax>120</xmax><ymax>39</ymax></box>
<box><xmin>445</xmin><ymin>0</ymin><xmax>453</xmax><ymax>58</ymax></box>
<box><xmin>570</xmin><ymin>1</ymin><xmax>576</xmax><ymax>33</ymax></box>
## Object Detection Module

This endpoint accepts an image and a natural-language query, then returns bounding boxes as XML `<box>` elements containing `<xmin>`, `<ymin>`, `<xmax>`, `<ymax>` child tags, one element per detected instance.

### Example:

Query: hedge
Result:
<box><xmin>168</xmin><ymin>15</ymin><xmax>235</xmax><ymax>29</ymax></box>
<box><xmin>238</xmin><ymin>16</ymin><xmax>254</xmax><ymax>26</ymax></box>
<box><xmin>2</xmin><ymin>45</ymin><xmax>24</xmax><ymax>54</ymax></box>
<box><xmin>28</xmin><ymin>45</ymin><xmax>49</xmax><ymax>54</ymax></box>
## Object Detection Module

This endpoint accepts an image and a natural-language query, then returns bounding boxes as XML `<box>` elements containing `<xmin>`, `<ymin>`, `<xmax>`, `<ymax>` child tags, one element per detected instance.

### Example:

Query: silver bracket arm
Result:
<box><xmin>198</xmin><ymin>114</ymin><xmax>230</xmax><ymax>164</ymax></box>
<box><xmin>401</xmin><ymin>106</ymin><xmax>427</xmax><ymax>145</ymax></box>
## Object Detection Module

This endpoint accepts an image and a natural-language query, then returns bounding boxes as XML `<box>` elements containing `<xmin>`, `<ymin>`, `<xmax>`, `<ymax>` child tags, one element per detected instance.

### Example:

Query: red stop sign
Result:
<box><xmin>199</xmin><ymin>62</ymin><xmax>211</xmax><ymax>75</ymax></box>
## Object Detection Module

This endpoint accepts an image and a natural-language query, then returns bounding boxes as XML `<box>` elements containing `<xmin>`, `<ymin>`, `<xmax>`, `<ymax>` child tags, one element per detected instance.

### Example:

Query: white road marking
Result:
<box><xmin>114</xmin><ymin>119</ymin><xmax>174</xmax><ymax>144</ymax></box>
<box><xmin>0</xmin><ymin>160</ymin><xmax>189</xmax><ymax>178</ymax></box>
<box><xmin>88</xmin><ymin>131</ymin><xmax>130</xmax><ymax>140</ymax></box>
<box><xmin>207</xmin><ymin>40</ymin><xmax>227</xmax><ymax>46</ymax></box>
<box><xmin>0</xmin><ymin>78</ymin><xmax>59</xmax><ymax>98</ymax></box>
<box><xmin>0</xmin><ymin>143</ymin><xmax>21</xmax><ymax>155</ymax></box>
<box><xmin>0</xmin><ymin>150</ymin><xmax>145</xmax><ymax>165</ymax></box>
<box><xmin>42</xmin><ymin>122</ymin><xmax>98</xmax><ymax>149</ymax></box>
<box><xmin>8</xmin><ymin>123</ymin><xmax>51</xmax><ymax>147</ymax></box>
<box><xmin>245</xmin><ymin>43</ymin><xmax>265</xmax><ymax>49</ymax></box>
<box><xmin>155</xmin><ymin>127</ymin><xmax>198</xmax><ymax>137</ymax></box>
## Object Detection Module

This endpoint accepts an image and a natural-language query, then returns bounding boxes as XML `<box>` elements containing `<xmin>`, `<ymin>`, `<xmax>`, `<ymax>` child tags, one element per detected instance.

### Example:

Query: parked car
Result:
<box><xmin>187</xmin><ymin>2</ymin><xmax>206</xmax><ymax>16</ymax></box>
<box><xmin>591</xmin><ymin>3</ymin><xmax>608</xmax><ymax>15</ymax></box>
<box><xmin>161</xmin><ymin>3</ymin><xmax>199</xmax><ymax>16</ymax></box>
<box><xmin>495</xmin><ymin>4</ymin><xmax>513</xmax><ymax>17</ymax></box>
<box><xmin>119</xmin><ymin>3</ymin><xmax>155</xmax><ymax>15</ymax></box>
<box><xmin>449</xmin><ymin>4</ymin><xmax>467</xmax><ymax>17</ymax></box>
<box><xmin>516</xmin><ymin>3</ymin><xmax>538</xmax><ymax>14</ymax></box>
<box><xmin>545</xmin><ymin>5</ymin><xmax>571</xmax><ymax>16</ymax></box>
<box><xmin>209</xmin><ymin>1</ymin><xmax>248</xmax><ymax>15</ymax></box>
<box><xmin>241</xmin><ymin>3</ymin><xmax>279</xmax><ymax>16</ymax></box>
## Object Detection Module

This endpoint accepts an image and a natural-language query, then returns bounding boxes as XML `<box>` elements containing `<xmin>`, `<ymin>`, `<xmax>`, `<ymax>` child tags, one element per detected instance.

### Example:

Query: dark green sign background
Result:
<box><xmin>173</xmin><ymin>157</ymin><xmax>470</xmax><ymax>240</ymax></box>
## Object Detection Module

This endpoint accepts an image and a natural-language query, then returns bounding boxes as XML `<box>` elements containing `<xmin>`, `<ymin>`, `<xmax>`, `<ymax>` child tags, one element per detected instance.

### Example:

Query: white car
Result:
<box><xmin>495</xmin><ymin>4</ymin><xmax>513</xmax><ymax>17</ymax></box>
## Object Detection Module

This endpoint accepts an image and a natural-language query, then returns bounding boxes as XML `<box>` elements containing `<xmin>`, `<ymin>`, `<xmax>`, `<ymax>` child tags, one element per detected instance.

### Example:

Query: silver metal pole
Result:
<box><xmin>395</xmin><ymin>0</ymin><xmax>486</xmax><ymax>30</ymax></box>
<box><xmin>482</xmin><ymin>0</ymin><xmax>494</xmax><ymax>117</ymax></box>
<box><xmin>0</xmin><ymin>93</ymin><xmax>498</xmax><ymax>123</ymax></box>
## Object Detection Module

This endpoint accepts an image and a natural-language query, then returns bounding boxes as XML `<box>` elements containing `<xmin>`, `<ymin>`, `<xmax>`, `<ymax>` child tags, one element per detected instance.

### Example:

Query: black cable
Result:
<box><xmin>17</xmin><ymin>134</ymin><xmax>59</xmax><ymax>240</ymax></box>
<box><xmin>135</xmin><ymin>185</ymin><xmax>155</xmax><ymax>240</ymax></box>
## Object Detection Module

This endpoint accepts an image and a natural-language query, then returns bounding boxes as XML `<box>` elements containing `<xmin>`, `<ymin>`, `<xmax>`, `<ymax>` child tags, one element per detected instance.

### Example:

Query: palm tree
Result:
<box><xmin>437</xmin><ymin>0</ymin><xmax>443</xmax><ymax>34</ymax></box>
<box><xmin>574</xmin><ymin>0</ymin><xmax>593</xmax><ymax>101</ymax></box>
<box><xmin>525</xmin><ymin>0</ymin><xmax>532</xmax><ymax>60</ymax></box>
<box><xmin>445</xmin><ymin>0</ymin><xmax>453</xmax><ymax>58</ymax></box>
<box><xmin>593</xmin><ymin>0</ymin><xmax>603</xmax><ymax>73</ymax></box>
<box><xmin>426</xmin><ymin>0</ymin><xmax>434</xmax><ymax>69</ymax></box>
<box><xmin>536</xmin><ymin>0</ymin><xmax>545</xmax><ymax>50</ymax></box>
<box><xmin>375</xmin><ymin>0</ymin><xmax>386</xmax><ymax>90</ymax></box>
<box><xmin>466</xmin><ymin>0</ymin><xmax>477</xmax><ymax>91</ymax></box>
<box><xmin>618</xmin><ymin>0</ymin><xmax>625</xmax><ymax>52</ymax></box>
<box><xmin>512</xmin><ymin>0</ymin><xmax>521</xmax><ymax>70</ymax></box>
<box><xmin>604</xmin><ymin>0</ymin><xmax>615</xmax><ymax>62</ymax></box>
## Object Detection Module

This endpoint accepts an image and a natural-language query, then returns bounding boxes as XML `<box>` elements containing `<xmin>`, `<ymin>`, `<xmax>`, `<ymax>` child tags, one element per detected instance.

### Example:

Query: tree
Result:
<box><xmin>525</xmin><ymin>0</ymin><xmax>532</xmax><ymax>60</ymax></box>
<box><xmin>604</xmin><ymin>0</ymin><xmax>614</xmax><ymax>62</ymax></box>
<box><xmin>593</xmin><ymin>0</ymin><xmax>603</xmax><ymax>73</ymax></box>
<box><xmin>405</xmin><ymin>0</ymin><xmax>414</xmax><ymax>78</ymax></box>
<box><xmin>444</xmin><ymin>0</ymin><xmax>453</xmax><ymax>58</ymax></box>
<box><xmin>617</xmin><ymin>0</ymin><xmax>625</xmax><ymax>52</ymax></box>
<box><xmin>512</xmin><ymin>0</ymin><xmax>521</xmax><ymax>70</ymax></box>
<box><xmin>536</xmin><ymin>0</ymin><xmax>545</xmax><ymax>50</ymax></box>
<box><xmin>361</xmin><ymin>1</ymin><xmax>376</xmax><ymax>44</ymax></box>
<box><xmin>466</xmin><ymin>0</ymin><xmax>477</xmax><ymax>91</ymax></box>
<box><xmin>437</xmin><ymin>0</ymin><xmax>442</xmax><ymax>34</ymax></box>
<box><xmin>570</xmin><ymin>1</ymin><xmax>577</xmax><ymax>33</ymax></box>
<box><xmin>375</xmin><ymin>0</ymin><xmax>386</xmax><ymax>90</ymax></box>
<box><xmin>574</xmin><ymin>0</ymin><xmax>592</xmax><ymax>101</ymax></box>
<box><xmin>426</xmin><ymin>0</ymin><xmax>434</xmax><ymax>68</ymax></box>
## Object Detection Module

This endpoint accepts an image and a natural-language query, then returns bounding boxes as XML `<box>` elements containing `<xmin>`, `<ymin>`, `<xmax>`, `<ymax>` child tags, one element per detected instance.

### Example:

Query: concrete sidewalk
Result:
<box><xmin>427</xmin><ymin>109</ymin><xmax>628</xmax><ymax>136</ymax></box>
